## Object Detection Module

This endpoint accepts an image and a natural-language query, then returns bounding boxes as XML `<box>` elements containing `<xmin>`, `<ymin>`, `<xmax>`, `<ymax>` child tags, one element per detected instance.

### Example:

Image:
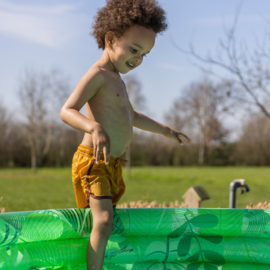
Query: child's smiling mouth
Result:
<box><xmin>126</xmin><ymin>61</ymin><xmax>134</xmax><ymax>69</ymax></box>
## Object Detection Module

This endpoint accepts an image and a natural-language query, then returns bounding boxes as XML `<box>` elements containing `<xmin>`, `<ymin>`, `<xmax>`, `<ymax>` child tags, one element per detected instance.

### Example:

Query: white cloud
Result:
<box><xmin>0</xmin><ymin>0</ymin><xmax>88</xmax><ymax>48</ymax></box>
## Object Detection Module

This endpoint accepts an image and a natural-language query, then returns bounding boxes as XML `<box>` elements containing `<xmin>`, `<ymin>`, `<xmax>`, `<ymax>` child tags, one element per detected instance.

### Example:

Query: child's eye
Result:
<box><xmin>131</xmin><ymin>48</ymin><xmax>147</xmax><ymax>58</ymax></box>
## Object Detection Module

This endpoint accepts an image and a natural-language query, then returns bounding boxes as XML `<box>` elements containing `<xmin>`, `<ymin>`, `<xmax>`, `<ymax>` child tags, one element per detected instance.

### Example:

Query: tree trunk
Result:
<box><xmin>198</xmin><ymin>134</ymin><xmax>204</xmax><ymax>166</ymax></box>
<box><xmin>30</xmin><ymin>134</ymin><xmax>37</xmax><ymax>173</ymax></box>
<box><xmin>198</xmin><ymin>85</ymin><xmax>206</xmax><ymax>166</ymax></box>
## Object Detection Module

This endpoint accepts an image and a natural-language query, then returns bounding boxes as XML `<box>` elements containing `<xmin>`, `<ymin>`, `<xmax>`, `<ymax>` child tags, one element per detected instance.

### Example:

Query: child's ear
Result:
<box><xmin>105</xmin><ymin>31</ymin><xmax>115</xmax><ymax>49</ymax></box>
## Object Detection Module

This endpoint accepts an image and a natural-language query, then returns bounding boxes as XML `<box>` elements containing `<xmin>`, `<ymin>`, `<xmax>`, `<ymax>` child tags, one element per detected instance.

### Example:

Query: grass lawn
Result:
<box><xmin>0</xmin><ymin>166</ymin><xmax>269</xmax><ymax>212</ymax></box>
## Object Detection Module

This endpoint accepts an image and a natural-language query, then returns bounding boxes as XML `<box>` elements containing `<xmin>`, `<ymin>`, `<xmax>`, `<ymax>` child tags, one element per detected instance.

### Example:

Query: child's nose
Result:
<box><xmin>135</xmin><ymin>56</ymin><xmax>143</xmax><ymax>63</ymax></box>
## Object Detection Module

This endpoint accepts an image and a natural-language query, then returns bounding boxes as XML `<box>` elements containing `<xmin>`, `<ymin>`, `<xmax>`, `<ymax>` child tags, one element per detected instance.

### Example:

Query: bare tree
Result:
<box><xmin>165</xmin><ymin>78</ymin><xmax>230</xmax><ymax>165</ymax></box>
<box><xmin>235</xmin><ymin>116</ymin><xmax>270</xmax><ymax>165</ymax></box>
<box><xmin>172</xmin><ymin>6</ymin><xmax>270</xmax><ymax>120</ymax></box>
<box><xmin>123</xmin><ymin>74</ymin><xmax>146</xmax><ymax>178</ymax></box>
<box><xmin>18</xmin><ymin>68</ymin><xmax>71</xmax><ymax>172</ymax></box>
<box><xmin>0</xmin><ymin>103</ymin><xmax>12</xmax><ymax>166</ymax></box>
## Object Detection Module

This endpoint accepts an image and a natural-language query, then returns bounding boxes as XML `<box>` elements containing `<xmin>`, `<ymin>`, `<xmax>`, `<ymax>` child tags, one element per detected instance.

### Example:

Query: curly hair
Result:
<box><xmin>91</xmin><ymin>0</ymin><xmax>168</xmax><ymax>50</ymax></box>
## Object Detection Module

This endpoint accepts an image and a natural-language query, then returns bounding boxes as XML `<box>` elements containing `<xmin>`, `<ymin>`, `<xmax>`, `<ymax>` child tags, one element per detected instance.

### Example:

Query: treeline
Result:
<box><xmin>0</xmin><ymin>72</ymin><xmax>270</xmax><ymax>170</ymax></box>
<box><xmin>1</xmin><ymin>108</ymin><xmax>270</xmax><ymax>167</ymax></box>
<box><xmin>0</xmin><ymin>68</ymin><xmax>270</xmax><ymax>168</ymax></box>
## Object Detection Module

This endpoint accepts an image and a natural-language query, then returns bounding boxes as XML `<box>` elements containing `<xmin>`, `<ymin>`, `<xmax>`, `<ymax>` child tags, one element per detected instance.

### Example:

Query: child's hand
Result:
<box><xmin>92</xmin><ymin>125</ymin><xmax>111</xmax><ymax>165</ymax></box>
<box><xmin>164</xmin><ymin>128</ymin><xmax>191</xmax><ymax>145</ymax></box>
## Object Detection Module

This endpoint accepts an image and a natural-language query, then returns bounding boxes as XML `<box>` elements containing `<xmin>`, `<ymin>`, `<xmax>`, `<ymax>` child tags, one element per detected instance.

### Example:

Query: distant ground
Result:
<box><xmin>0</xmin><ymin>167</ymin><xmax>269</xmax><ymax>212</ymax></box>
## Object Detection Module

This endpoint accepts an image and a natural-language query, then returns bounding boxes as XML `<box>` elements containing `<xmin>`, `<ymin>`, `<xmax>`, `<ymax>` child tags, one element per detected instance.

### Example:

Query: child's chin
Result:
<box><xmin>119</xmin><ymin>69</ymin><xmax>131</xmax><ymax>74</ymax></box>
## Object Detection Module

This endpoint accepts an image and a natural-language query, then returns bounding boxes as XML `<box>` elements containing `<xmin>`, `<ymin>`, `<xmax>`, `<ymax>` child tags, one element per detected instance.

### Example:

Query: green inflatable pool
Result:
<box><xmin>0</xmin><ymin>207</ymin><xmax>270</xmax><ymax>269</ymax></box>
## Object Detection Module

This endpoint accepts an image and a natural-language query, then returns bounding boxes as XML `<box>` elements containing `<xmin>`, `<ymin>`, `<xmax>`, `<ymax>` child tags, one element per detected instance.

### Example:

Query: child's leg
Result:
<box><xmin>87</xmin><ymin>196</ymin><xmax>114</xmax><ymax>270</ymax></box>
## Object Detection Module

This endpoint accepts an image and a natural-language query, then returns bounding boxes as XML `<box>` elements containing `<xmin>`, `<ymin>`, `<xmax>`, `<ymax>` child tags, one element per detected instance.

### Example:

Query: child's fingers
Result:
<box><xmin>177</xmin><ymin>136</ymin><xmax>183</xmax><ymax>145</ymax></box>
<box><xmin>93</xmin><ymin>145</ymin><xmax>97</xmax><ymax>160</ymax></box>
<box><xmin>95</xmin><ymin>146</ymin><xmax>100</xmax><ymax>164</ymax></box>
<box><xmin>103</xmin><ymin>145</ymin><xmax>110</xmax><ymax>165</ymax></box>
<box><xmin>178</xmin><ymin>133</ymin><xmax>191</xmax><ymax>144</ymax></box>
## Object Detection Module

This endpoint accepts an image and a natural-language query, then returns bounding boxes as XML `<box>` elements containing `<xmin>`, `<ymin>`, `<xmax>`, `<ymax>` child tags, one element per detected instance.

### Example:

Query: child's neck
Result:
<box><xmin>97</xmin><ymin>50</ymin><xmax>119</xmax><ymax>75</ymax></box>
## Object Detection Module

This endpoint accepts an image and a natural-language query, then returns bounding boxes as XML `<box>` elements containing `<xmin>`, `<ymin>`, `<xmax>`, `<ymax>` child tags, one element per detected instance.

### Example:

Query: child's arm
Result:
<box><xmin>60</xmin><ymin>68</ymin><xmax>111</xmax><ymax>164</ymax></box>
<box><xmin>129</xmin><ymin>101</ymin><xmax>191</xmax><ymax>145</ymax></box>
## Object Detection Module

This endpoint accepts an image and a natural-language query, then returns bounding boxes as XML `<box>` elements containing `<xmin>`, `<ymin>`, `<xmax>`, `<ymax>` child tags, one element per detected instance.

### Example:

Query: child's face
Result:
<box><xmin>106</xmin><ymin>24</ymin><xmax>156</xmax><ymax>74</ymax></box>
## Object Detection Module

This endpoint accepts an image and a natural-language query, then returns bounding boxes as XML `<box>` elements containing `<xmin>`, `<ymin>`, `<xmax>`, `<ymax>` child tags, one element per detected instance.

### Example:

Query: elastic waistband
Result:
<box><xmin>76</xmin><ymin>144</ymin><xmax>128</xmax><ymax>165</ymax></box>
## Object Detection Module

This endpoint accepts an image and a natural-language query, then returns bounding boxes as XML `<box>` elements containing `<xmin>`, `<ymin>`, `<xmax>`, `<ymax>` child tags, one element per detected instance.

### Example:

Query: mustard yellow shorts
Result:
<box><xmin>72</xmin><ymin>144</ymin><xmax>127</xmax><ymax>208</ymax></box>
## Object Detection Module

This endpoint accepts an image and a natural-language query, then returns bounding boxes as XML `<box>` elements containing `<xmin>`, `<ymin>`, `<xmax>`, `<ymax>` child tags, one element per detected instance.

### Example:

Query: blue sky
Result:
<box><xmin>1</xmin><ymin>0</ymin><xmax>269</xmax><ymax>134</ymax></box>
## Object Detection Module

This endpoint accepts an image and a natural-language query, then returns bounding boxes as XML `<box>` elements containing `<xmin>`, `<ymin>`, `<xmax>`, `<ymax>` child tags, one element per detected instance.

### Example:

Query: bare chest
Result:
<box><xmin>85</xmin><ymin>75</ymin><xmax>130</xmax><ymax>121</ymax></box>
<box><xmin>90</xmin><ymin>76</ymin><xmax>129</xmax><ymax>108</ymax></box>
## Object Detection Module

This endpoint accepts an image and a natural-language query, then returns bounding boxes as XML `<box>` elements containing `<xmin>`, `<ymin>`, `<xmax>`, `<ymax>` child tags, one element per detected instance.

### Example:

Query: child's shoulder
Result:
<box><xmin>82</xmin><ymin>64</ymin><xmax>119</xmax><ymax>85</ymax></box>
<box><xmin>82</xmin><ymin>65</ymin><xmax>106</xmax><ymax>86</ymax></box>
<box><xmin>72</xmin><ymin>65</ymin><xmax>107</xmax><ymax>101</ymax></box>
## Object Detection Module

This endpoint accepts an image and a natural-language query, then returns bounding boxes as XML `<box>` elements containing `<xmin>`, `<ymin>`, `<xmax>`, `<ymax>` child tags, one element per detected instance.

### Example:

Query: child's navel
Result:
<box><xmin>117</xmin><ymin>94</ymin><xmax>119</xmax><ymax>97</ymax></box>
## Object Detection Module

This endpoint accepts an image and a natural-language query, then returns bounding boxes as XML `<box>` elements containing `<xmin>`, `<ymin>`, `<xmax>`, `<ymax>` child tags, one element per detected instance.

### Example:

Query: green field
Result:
<box><xmin>0</xmin><ymin>166</ymin><xmax>269</xmax><ymax>212</ymax></box>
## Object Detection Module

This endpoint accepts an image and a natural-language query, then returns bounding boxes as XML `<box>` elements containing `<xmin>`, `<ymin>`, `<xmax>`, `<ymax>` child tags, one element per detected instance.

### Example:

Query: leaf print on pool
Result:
<box><xmin>144</xmin><ymin>214</ymin><xmax>225</xmax><ymax>270</ymax></box>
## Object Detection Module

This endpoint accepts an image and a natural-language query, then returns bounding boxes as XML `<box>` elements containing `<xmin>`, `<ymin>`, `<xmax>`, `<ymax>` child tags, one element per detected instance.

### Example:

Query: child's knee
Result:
<box><xmin>93</xmin><ymin>212</ymin><xmax>114</xmax><ymax>232</ymax></box>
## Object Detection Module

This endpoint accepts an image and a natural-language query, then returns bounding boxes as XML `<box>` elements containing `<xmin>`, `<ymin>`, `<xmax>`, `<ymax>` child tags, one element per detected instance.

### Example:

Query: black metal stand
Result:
<box><xmin>229</xmin><ymin>179</ymin><xmax>250</xmax><ymax>208</ymax></box>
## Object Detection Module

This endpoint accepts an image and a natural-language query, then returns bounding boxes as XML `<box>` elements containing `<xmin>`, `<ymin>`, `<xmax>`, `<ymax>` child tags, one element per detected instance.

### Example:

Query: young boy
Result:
<box><xmin>60</xmin><ymin>0</ymin><xmax>191</xmax><ymax>269</ymax></box>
